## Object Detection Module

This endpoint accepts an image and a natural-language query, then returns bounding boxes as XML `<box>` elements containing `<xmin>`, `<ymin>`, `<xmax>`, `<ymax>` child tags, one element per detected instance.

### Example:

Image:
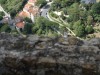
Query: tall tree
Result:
<box><xmin>36</xmin><ymin>0</ymin><xmax>47</xmax><ymax>8</ymax></box>
<box><xmin>32</xmin><ymin>17</ymin><xmax>59</xmax><ymax>36</ymax></box>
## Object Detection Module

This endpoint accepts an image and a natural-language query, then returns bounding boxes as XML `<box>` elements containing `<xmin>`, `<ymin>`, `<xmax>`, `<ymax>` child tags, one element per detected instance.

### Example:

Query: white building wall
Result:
<box><xmin>30</xmin><ymin>13</ymin><xmax>34</xmax><ymax>23</ymax></box>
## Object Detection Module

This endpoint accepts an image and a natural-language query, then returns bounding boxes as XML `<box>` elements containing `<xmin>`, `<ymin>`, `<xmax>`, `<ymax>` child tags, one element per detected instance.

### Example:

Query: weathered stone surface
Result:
<box><xmin>0</xmin><ymin>33</ymin><xmax>100</xmax><ymax>75</ymax></box>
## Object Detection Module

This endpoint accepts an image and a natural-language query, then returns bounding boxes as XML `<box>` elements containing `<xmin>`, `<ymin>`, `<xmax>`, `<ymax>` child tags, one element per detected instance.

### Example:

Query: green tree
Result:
<box><xmin>73</xmin><ymin>20</ymin><xmax>81</xmax><ymax>30</ymax></box>
<box><xmin>87</xmin><ymin>16</ymin><xmax>93</xmax><ymax>25</ymax></box>
<box><xmin>24</xmin><ymin>23</ymin><xmax>32</xmax><ymax>34</ymax></box>
<box><xmin>0</xmin><ymin>16</ymin><xmax>3</xmax><ymax>20</ymax></box>
<box><xmin>0</xmin><ymin>0</ymin><xmax>7</xmax><ymax>4</ymax></box>
<box><xmin>75</xmin><ymin>25</ymin><xmax>85</xmax><ymax>37</ymax></box>
<box><xmin>85</xmin><ymin>25</ymin><xmax>94</xmax><ymax>34</ymax></box>
<box><xmin>91</xmin><ymin>2</ymin><xmax>100</xmax><ymax>15</ymax></box>
<box><xmin>94</xmin><ymin>15</ymin><xmax>100</xmax><ymax>21</ymax></box>
<box><xmin>32</xmin><ymin>17</ymin><xmax>59</xmax><ymax>36</ymax></box>
<box><xmin>36</xmin><ymin>0</ymin><xmax>47</xmax><ymax>8</ymax></box>
<box><xmin>24</xmin><ymin>17</ymin><xmax>32</xmax><ymax>23</ymax></box>
<box><xmin>0</xmin><ymin>24</ymin><xmax>11</xmax><ymax>32</ymax></box>
<box><xmin>73</xmin><ymin>20</ymin><xmax>85</xmax><ymax>37</ymax></box>
<box><xmin>91</xmin><ymin>2</ymin><xmax>100</xmax><ymax>21</ymax></box>
<box><xmin>79</xmin><ymin>10</ymin><xmax>87</xmax><ymax>20</ymax></box>
<box><xmin>62</xmin><ymin>8</ymin><xmax>67</xmax><ymax>15</ymax></box>
<box><xmin>67</xmin><ymin>3</ymin><xmax>80</xmax><ymax>22</ymax></box>
<box><xmin>0</xmin><ymin>12</ymin><xmax>5</xmax><ymax>20</ymax></box>
<box><xmin>1</xmin><ymin>0</ymin><xmax>27</xmax><ymax>17</ymax></box>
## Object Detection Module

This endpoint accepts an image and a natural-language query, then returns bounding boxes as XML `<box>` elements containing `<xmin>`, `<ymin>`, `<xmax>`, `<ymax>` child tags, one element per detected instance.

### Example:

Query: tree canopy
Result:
<box><xmin>0</xmin><ymin>0</ymin><xmax>27</xmax><ymax>17</ymax></box>
<box><xmin>32</xmin><ymin>17</ymin><xmax>59</xmax><ymax>36</ymax></box>
<box><xmin>36</xmin><ymin>0</ymin><xmax>47</xmax><ymax>8</ymax></box>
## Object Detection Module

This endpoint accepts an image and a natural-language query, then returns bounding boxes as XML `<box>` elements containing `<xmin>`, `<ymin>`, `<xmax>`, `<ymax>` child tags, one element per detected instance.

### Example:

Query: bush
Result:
<box><xmin>36</xmin><ymin>0</ymin><xmax>47</xmax><ymax>8</ymax></box>
<box><xmin>1</xmin><ymin>0</ymin><xmax>27</xmax><ymax>17</ymax></box>
<box><xmin>50</xmin><ymin>12</ymin><xmax>59</xmax><ymax>18</ymax></box>
<box><xmin>0</xmin><ymin>16</ymin><xmax>3</xmax><ymax>20</ymax></box>
<box><xmin>0</xmin><ymin>24</ymin><xmax>11</xmax><ymax>32</ymax></box>
<box><xmin>85</xmin><ymin>25</ymin><xmax>94</xmax><ymax>34</ymax></box>
<box><xmin>0</xmin><ymin>12</ymin><xmax>4</xmax><ymax>20</ymax></box>
<box><xmin>32</xmin><ymin>17</ymin><xmax>59</xmax><ymax>36</ymax></box>
<box><xmin>24</xmin><ymin>17</ymin><xmax>32</xmax><ymax>23</ymax></box>
<box><xmin>23</xmin><ymin>23</ymin><xmax>32</xmax><ymax>34</ymax></box>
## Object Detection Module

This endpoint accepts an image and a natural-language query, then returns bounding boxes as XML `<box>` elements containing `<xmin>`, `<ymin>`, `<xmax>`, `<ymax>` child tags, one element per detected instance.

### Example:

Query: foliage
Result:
<box><xmin>85</xmin><ymin>25</ymin><xmax>94</xmax><ymax>34</ymax></box>
<box><xmin>36</xmin><ymin>0</ymin><xmax>47</xmax><ymax>8</ymax></box>
<box><xmin>50</xmin><ymin>12</ymin><xmax>59</xmax><ymax>18</ymax></box>
<box><xmin>91</xmin><ymin>2</ymin><xmax>100</xmax><ymax>15</ymax></box>
<box><xmin>0</xmin><ymin>0</ymin><xmax>27</xmax><ymax>17</ymax></box>
<box><xmin>91</xmin><ymin>2</ymin><xmax>100</xmax><ymax>21</ymax></box>
<box><xmin>87</xmin><ymin>16</ymin><xmax>93</xmax><ymax>25</ymax></box>
<box><xmin>0</xmin><ymin>0</ymin><xmax>7</xmax><ymax>4</ymax></box>
<box><xmin>24</xmin><ymin>23</ymin><xmax>32</xmax><ymax>34</ymax></box>
<box><xmin>32</xmin><ymin>17</ymin><xmax>59</xmax><ymax>36</ymax></box>
<box><xmin>67</xmin><ymin>3</ymin><xmax>80</xmax><ymax>22</ymax></box>
<box><xmin>50</xmin><ymin>0</ymin><xmax>80</xmax><ymax>11</ymax></box>
<box><xmin>50</xmin><ymin>0</ymin><xmax>100</xmax><ymax>37</ymax></box>
<box><xmin>0</xmin><ymin>24</ymin><xmax>11</xmax><ymax>32</ymax></box>
<box><xmin>75</xmin><ymin>24</ymin><xmax>85</xmax><ymax>37</ymax></box>
<box><xmin>0</xmin><ymin>15</ymin><xmax>3</xmax><ymax>20</ymax></box>
<box><xmin>73</xmin><ymin>20</ymin><xmax>85</xmax><ymax>37</ymax></box>
<box><xmin>73</xmin><ymin>20</ymin><xmax>81</xmax><ymax>29</ymax></box>
<box><xmin>0</xmin><ymin>12</ymin><xmax>5</xmax><ymax>20</ymax></box>
<box><xmin>24</xmin><ymin>17</ymin><xmax>32</xmax><ymax>23</ymax></box>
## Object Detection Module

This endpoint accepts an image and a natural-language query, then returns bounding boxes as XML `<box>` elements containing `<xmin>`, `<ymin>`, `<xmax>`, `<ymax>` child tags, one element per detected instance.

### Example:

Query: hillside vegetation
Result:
<box><xmin>50</xmin><ymin>0</ymin><xmax>100</xmax><ymax>37</ymax></box>
<box><xmin>0</xmin><ymin>0</ymin><xmax>27</xmax><ymax>17</ymax></box>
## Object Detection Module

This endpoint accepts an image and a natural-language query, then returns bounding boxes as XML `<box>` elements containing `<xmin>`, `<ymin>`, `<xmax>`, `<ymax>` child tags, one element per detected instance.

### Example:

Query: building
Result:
<box><xmin>18</xmin><ymin>0</ymin><xmax>38</xmax><ymax>22</ymax></box>
<box><xmin>12</xmin><ymin>16</ymin><xmax>25</xmax><ymax>29</ymax></box>
<box><xmin>81</xmin><ymin>0</ymin><xmax>96</xmax><ymax>4</ymax></box>
<box><xmin>16</xmin><ymin>21</ymin><xmax>25</xmax><ymax>29</ymax></box>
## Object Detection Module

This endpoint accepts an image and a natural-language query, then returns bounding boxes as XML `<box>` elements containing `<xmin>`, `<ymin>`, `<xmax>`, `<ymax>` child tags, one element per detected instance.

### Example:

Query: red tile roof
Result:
<box><xmin>16</xmin><ymin>22</ymin><xmax>25</xmax><ymax>28</ymax></box>
<box><xmin>19</xmin><ymin>11</ymin><xmax>30</xmax><ymax>18</ymax></box>
<box><xmin>24</xmin><ymin>3</ymin><xmax>33</xmax><ymax>10</ymax></box>
<box><xmin>28</xmin><ymin>7</ymin><xmax>38</xmax><ymax>15</ymax></box>
<box><xmin>28</xmin><ymin>0</ymin><xmax>37</xmax><ymax>3</ymax></box>
<box><xmin>18</xmin><ymin>0</ymin><xmax>38</xmax><ymax>18</ymax></box>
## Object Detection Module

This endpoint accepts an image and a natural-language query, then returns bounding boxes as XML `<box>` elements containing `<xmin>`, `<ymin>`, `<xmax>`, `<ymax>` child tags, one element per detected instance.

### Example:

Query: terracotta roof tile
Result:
<box><xmin>19</xmin><ymin>11</ymin><xmax>30</xmax><ymax>18</ymax></box>
<box><xmin>16</xmin><ymin>22</ymin><xmax>25</xmax><ymax>28</ymax></box>
<box><xmin>29</xmin><ymin>0</ymin><xmax>37</xmax><ymax>3</ymax></box>
<box><xmin>24</xmin><ymin>3</ymin><xmax>33</xmax><ymax>10</ymax></box>
<box><xmin>28</xmin><ymin>7</ymin><xmax>38</xmax><ymax>15</ymax></box>
<box><xmin>18</xmin><ymin>0</ymin><xmax>38</xmax><ymax>18</ymax></box>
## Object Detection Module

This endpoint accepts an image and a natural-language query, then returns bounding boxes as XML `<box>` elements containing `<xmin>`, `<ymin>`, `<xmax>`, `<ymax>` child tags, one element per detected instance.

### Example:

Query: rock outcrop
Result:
<box><xmin>0</xmin><ymin>33</ymin><xmax>100</xmax><ymax>75</ymax></box>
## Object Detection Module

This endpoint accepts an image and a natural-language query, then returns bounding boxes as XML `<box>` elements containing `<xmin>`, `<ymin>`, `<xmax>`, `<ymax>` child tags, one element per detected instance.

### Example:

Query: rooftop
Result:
<box><xmin>16</xmin><ymin>21</ymin><xmax>25</xmax><ymax>28</ymax></box>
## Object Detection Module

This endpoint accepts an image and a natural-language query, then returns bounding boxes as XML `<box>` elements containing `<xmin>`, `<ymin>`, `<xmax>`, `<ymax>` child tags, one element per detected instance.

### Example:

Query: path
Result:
<box><xmin>40</xmin><ymin>2</ymin><xmax>64</xmax><ymax>36</ymax></box>
<box><xmin>47</xmin><ymin>12</ymin><xmax>75</xmax><ymax>36</ymax></box>
<box><xmin>0</xmin><ymin>4</ymin><xmax>12</xmax><ymax>26</ymax></box>
<box><xmin>48</xmin><ymin>13</ymin><xmax>84</xmax><ymax>40</ymax></box>
<box><xmin>0</xmin><ymin>5</ymin><xmax>10</xmax><ymax>17</ymax></box>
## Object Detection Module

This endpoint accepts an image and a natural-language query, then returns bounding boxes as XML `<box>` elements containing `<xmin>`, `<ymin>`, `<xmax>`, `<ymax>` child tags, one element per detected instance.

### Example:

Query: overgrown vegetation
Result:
<box><xmin>50</xmin><ymin>0</ymin><xmax>100</xmax><ymax>37</ymax></box>
<box><xmin>0</xmin><ymin>0</ymin><xmax>27</xmax><ymax>17</ymax></box>
<box><xmin>32</xmin><ymin>17</ymin><xmax>59</xmax><ymax>37</ymax></box>
<box><xmin>22</xmin><ymin>17</ymin><xmax>59</xmax><ymax>37</ymax></box>
<box><xmin>36</xmin><ymin>0</ymin><xmax>47</xmax><ymax>8</ymax></box>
